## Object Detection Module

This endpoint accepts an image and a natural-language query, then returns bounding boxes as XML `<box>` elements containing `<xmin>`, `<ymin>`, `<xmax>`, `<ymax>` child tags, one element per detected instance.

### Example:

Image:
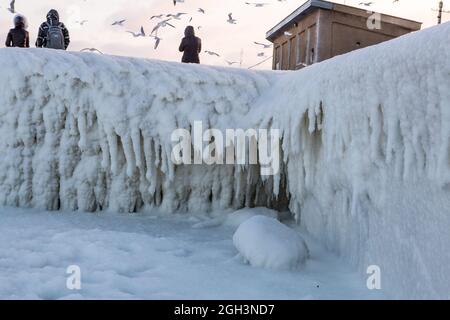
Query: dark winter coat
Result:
<box><xmin>5</xmin><ymin>27</ymin><xmax>29</xmax><ymax>48</ymax></box>
<box><xmin>36</xmin><ymin>9</ymin><xmax>70</xmax><ymax>49</ymax></box>
<box><xmin>179</xmin><ymin>26</ymin><xmax>201</xmax><ymax>64</ymax></box>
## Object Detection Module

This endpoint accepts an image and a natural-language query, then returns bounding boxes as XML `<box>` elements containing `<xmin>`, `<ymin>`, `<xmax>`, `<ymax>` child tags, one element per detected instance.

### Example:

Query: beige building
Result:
<box><xmin>266</xmin><ymin>0</ymin><xmax>422</xmax><ymax>70</ymax></box>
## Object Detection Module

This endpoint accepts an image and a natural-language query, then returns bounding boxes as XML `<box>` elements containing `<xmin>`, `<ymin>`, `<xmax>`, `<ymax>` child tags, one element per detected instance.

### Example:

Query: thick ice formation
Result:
<box><xmin>233</xmin><ymin>215</ymin><xmax>309</xmax><ymax>270</ymax></box>
<box><xmin>0</xmin><ymin>23</ymin><xmax>449</xmax><ymax>298</ymax></box>
<box><xmin>257</xmin><ymin>24</ymin><xmax>450</xmax><ymax>299</ymax></box>
<box><xmin>0</xmin><ymin>49</ymin><xmax>286</xmax><ymax>213</ymax></box>
<box><xmin>224</xmin><ymin>207</ymin><xmax>279</xmax><ymax>230</ymax></box>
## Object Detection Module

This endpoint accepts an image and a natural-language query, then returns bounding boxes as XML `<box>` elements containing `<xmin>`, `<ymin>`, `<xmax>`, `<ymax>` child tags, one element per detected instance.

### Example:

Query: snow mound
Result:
<box><xmin>233</xmin><ymin>215</ymin><xmax>309</xmax><ymax>270</ymax></box>
<box><xmin>224</xmin><ymin>207</ymin><xmax>278</xmax><ymax>230</ymax></box>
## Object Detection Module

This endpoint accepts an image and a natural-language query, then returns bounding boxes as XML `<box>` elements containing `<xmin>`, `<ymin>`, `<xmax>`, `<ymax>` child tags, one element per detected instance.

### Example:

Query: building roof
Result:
<box><xmin>266</xmin><ymin>0</ymin><xmax>422</xmax><ymax>42</ymax></box>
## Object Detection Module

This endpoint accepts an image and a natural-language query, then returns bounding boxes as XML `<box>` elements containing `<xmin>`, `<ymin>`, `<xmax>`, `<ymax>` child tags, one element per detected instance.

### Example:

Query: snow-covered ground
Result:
<box><xmin>0</xmin><ymin>207</ymin><xmax>383</xmax><ymax>300</ymax></box>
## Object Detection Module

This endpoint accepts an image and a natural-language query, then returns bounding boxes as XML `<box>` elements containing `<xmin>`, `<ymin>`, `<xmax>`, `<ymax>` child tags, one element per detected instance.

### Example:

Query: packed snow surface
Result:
<box><xmin>233</xmin><ymin>215</ymin><xmax>309</xmax><ymax>270</ymax></box>
<box><xmin>0</xmin><ymin>207</ymin><xmax>382</xmax><ymax>300</ymax></box>
<box><xmin>0</xmin><ymin>23</ymin><xmax>449</xmax><ymax>299</ymax></box>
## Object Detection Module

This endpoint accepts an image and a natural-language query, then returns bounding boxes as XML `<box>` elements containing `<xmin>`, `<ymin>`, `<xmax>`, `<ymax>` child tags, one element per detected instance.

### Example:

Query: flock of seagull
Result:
<box><xmin>1</xmin><ymin>0</ymin><xmax>442</xmax><ymax>67</ymax></box>
<box><xmin>107</xmin><ymin>0</ymin><xmax>295</xmax><ymax>63</ymax></box>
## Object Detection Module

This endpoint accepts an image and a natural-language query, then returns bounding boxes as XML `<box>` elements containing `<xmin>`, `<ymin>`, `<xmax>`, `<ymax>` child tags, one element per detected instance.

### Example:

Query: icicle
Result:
<box><xmin>106</xmin><ymin>126</ymin><xmax>119</xmax><ymax>175</ymax></box>
<box><xmin>308</xmin><ymin>108</ymin><xmax>316</xmax><ymax>134</ymax></box>
<box><xmin>131</xmin><ymin>128</ymin><xmax>143</xmax><ymax>171</ymax></box>
<box><xmin>99</xmin><ymin>122</ymin><xmax>111</xmax><ymax>170</ymax></box>
<box><xmin>161</xmin><ymin>145</ymin><xmax>168</xmax><ymax>175</ymax></box>
<box><xmin>122</xmin><ymin>134</ymin><xmax>136</xmax><ymax>177</ymax></box>
<box><xmin>77</xmin><ymin>112</ymin><xmax>87</xmax><ymax>151</ymax></box>
<box><xmin>159</xmin><ymin>142</ymin><xmax>175</xmax><ymax>182</ymax></box>
<box><xmin>144</xmin><ymin>137</ymin><xmax>157</xmax><ymax>195</ymax></box>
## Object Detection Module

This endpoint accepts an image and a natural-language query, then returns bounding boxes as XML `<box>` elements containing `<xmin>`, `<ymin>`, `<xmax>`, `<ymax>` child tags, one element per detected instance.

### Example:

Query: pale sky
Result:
<box><xmin>0</xmin><ymin>0</ymin><xmax>448</xmax><ymax>69</ymax></box>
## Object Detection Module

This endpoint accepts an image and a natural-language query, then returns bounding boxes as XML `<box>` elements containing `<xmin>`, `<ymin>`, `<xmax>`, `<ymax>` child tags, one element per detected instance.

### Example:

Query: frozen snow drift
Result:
<box><xmin>233</xmin><ymin>215</ymin><xmax>309</xmax><ymax>270</ymax></box>
<box><xmin>0</xmin><ymin>23</ymin><xmax>450</xmax><ymax>299</ymax></box>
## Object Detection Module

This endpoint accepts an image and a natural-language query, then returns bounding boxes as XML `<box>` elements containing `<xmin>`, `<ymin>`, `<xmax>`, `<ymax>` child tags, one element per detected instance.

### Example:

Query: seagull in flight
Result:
<box><xmin>151</xmin><ymin>19</ymin><xmax>175</xmax><ymax>35</ymax></box>
<box><xmin>359</xmin><ymin>2</ymin><xmax>374</xmax><ymax>6</ymax></box>
<box><xmin>81</xmin><ymin>48</ymin><xmax>104</xmax><ymax>54</ymax></box>
<box><xmin>227</xmin><ymin>13</ymin><xmax>237</xmax><ymax>24</ymax></box>
<box><xmin>7</xmin><ymin>0</ymin><xmax>15</xmax><ymax>13</ymax></box>
<box><xmin>126</xmin><ymin>26</ymin><xmax>146</xmax><ymax>37</ymax></box>
<box><xmin>112</xmin><ymin>19</ymin><xmax>126</xmax><ymax>26</ymax></box>
<box><xmin>254</xmin><ymin>42</ymin><xmax>272</xmax><ymax>49</ymax></box>
<box><xmin>245</xmin><ymin>2</ymin><xmax>270</xmax><ymax>7</ymax></box>
<box><xmin>150</xmin><ymin>14</ymin><xmax>164</xmax><ymax>20</ymax></box>
<box><xmin>166</xmin><ymin>12</ymin><xmax>187</xmax><ymax>20</ymax></box>
<box><xmin>205</xmin><ymin>50</ymin><xmax>220</xmax><ymax>57</ymax></box>
<box><xmin>75</xmin><ymin>20</ymin><xmax>88</xmax><ymax>26</ymax></box>
<box><xmin>152</xmin><ymin>35</ymin><xmax>163</xmax><ymax>49</ymax></box>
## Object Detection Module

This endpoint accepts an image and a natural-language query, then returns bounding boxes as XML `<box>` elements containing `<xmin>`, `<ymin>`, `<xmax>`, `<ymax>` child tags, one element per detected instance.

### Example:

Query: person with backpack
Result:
<box><xmin>36</xmin><ymin>9</ymin><xmax>70</xmax><ymax>50</ymax></box>
<box><xmin>5</xmin><ymin>14</ymin><xmax>29</xmax><ymax>48</ymax></box>
<box><xmin>179</xmin><ymin>26</ymin><xmax>201</xmax><ymax>64</ymax></box>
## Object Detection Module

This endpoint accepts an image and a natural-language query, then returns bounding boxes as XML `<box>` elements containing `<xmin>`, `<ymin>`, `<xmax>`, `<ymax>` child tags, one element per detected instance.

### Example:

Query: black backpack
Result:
<box><xmin>46</xmin><ymin>22</ymin><xmax>65</xmax><ymax>49</ymax></box>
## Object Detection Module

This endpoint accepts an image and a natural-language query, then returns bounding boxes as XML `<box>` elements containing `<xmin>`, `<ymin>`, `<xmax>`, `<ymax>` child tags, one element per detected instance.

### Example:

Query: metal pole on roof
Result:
<box><xmin>433</xmin><ymin>1</ymin><xmax>450</xmax><ymax>24</ymax></box>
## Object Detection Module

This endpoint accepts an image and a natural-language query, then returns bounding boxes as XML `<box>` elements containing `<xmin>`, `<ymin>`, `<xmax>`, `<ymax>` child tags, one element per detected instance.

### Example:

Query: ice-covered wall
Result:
<box><xmin>257</xmin><ymin>23</ymin><xmax>450</xmax><ymax>299</ymax></box>
<box><xmin>0</xmin><ymin>49</ymin><xmax>286</xmax><ymax>214</ymax></box>
<box><xmin>0</xmin><ymin>23</ymin><xmax>449</xmax><ymax>299</ymax></box>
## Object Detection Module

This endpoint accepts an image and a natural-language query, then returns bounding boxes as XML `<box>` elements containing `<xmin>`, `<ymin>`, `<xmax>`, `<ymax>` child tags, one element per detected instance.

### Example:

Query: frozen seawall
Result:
<box><xmin>259</xmin><ymin>23</ymin><xmax>450</xmax><ymax>299</ymax></box>
<box><xmin>0</xmin><ymin>23</ymin><xmax>449</xmax><ymax>298</ymax></box>
<box><xmin>0</xmin><ymin>50</ymin><xmax>286</xmax><ymax>213</ymax></box>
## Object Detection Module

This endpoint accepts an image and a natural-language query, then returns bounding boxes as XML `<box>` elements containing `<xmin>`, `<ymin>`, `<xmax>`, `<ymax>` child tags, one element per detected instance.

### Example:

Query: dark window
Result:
<box><xmin>275</xmin><ymin>46</ymin><xmax>281</xmax><ymax>70</ymax></box>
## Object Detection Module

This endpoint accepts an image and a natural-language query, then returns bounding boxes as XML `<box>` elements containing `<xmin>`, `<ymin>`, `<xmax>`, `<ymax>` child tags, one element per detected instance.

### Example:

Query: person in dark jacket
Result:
<box><xmin>179</xmin><ymin>26</ymin><xmax>201</xmax><ymax>64</ymax></box>
<box><xmin>36</xmin><ymin>9</ymin><xmax>70</xmax><ymax>50</ymax></box>
<box><xmin>5</xmin><ymin>15</ymin><xmax>29</xmax><ymax>48</ymax></box>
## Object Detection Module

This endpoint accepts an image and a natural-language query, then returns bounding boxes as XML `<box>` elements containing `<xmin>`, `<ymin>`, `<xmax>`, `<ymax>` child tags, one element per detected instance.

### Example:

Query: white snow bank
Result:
<box><xmin>0</xmin><ymin>207</ymin><xmax>381</xmax><ymax>299</ymax></box>
<box><xmin>233</xmin><ymin>215</ymin><xmax>309</xmax><ymax>270</ymax></box>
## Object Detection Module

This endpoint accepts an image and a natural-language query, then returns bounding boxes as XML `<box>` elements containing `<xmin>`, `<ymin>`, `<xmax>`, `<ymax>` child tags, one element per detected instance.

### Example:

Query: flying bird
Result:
<box><xmin>126</xmin><ymin>26</ymin><xmax>146</xmax><ymax>37</ymax></box>
<box><xmin>151</xmin><ymin>19</ymin><xmax>175</xmax><ymax>35</ymax></box>
<box><xmin>205</xmin><ymin>50</ymin><xmax>220</xmax><ymax>57</ymax></box>
<box><xmin>81</xmin><ymin>48</ymin><xmax>104</xmax><ymax>54</ymax></box>
<box><xmin>227</xmin><ymin>13</ymin><xmax>237</xmax><ymax>24</ymax></box>
<box><xmin>166</xmin><ymin>12</ymin><xmax>187</xmax><ymax>20</ymax></box>
<box><xmin>112</xmin><ymin>19</ymin><xmax>126</xmax><ymax>26</ymax></box>
<box><xmin>254</xmin><ymin>41</ymin><xmax>272</xmax><ymax>49</ymax></box>
<box><xmin>245</xmin><ymin>2</ymin><xmax>270</xmax><ymax>7</ymax></box>
<box><xmin>75</xmin><ymin>20</ymin><xmax>88</xmax><ymax>26</ymax></box>
<box><xmin>149</xmin><ymin>35</ymin><xmax>162</xmax><ymax>49</ymax></box>
<box><xmin>8</xmin><ymin>0</ymin><xmax>15</xmax><ymax>13</ymax></box>
<box><xmin>359</xmin><ymin>2</ymin><xmax>374</xmax><ymax>6</ymax></box>
<box><xmin>150</xmin><ymin>14</ymin><xmax>164</xmax><ymax>20</ymax></box>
